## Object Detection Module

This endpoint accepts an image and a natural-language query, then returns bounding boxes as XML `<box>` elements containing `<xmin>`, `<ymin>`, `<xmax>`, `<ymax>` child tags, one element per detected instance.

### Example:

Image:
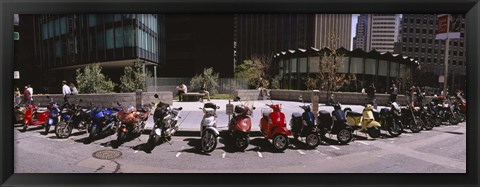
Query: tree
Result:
<box><xmin>190</xmin><ymin>67</ymin><xmax>220</xmax><ymax>95</ymax></box>
<box><xmin>235</xmin><ymin>55</ymin><xmax>272</xmax><ymax>89</ymax></box>
<box><xmin>75</xmin><ymin>63</ymin><xmax>115</xmax><ymax>93</ymax></box>
<box><xmin>119</xmin><ymin>61</ymin><xmax>152</xmax><ymax>92</ymax></box>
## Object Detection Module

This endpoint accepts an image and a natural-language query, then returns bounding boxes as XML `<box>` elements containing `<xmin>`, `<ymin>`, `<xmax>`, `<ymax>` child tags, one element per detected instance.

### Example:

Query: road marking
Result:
<box><xmin>257</xmin><ymin>151</ymin><xmax>263</xmax><ymax>158</ymax></box>
<box><xmin>176</xmin><ymin>146</ymin><xmax>184</xmax><ymax>158</ymax></box>
<box><xmin>403</xmin><ymin>134</ymin><xmax>413</xmax><ymax>136</ymax></box>
<box><xmin>329</xmin><ymin>145</ymin><xmax>340</xmax><ymax>150</ymax></box>
<box><xmin>297</xmin><ymin>150</ymin><xmax>306</xmax><ymax>155</ymax></box>
<box><xmin>357</xmin><ymin>141</ymin><xmax>369</xmax><ymax>145</ymax></box>
<box><xmin>222</xmin><ymin>152</ymin><xmax>226</xmax><ymax>158</ymax></box>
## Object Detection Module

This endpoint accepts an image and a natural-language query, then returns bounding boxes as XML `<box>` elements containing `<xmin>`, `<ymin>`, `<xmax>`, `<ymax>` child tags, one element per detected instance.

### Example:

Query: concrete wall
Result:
<box><xmin>32</xmin><ymin>91</ymin><xmax>173</xmax><ymax>108</ymax></box>
<box><xmin>235</xmin><ymin>89</ymin><xmax>441</xmax><ymax>106</ymax></box>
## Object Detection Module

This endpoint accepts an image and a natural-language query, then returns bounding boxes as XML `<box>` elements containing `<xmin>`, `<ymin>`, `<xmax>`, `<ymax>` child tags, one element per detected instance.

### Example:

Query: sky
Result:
<box><xmin>351</xmin><ymin>14</ymin><xmax>359</xmax><ymax>50</ymax></box>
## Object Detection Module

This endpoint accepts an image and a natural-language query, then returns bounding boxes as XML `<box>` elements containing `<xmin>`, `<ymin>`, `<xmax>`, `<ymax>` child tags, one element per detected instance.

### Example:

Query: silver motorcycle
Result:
<box><xmin>199</xmin><ymin>102</ymin><xmax>220</xmax><ymax>153</ymax></box>
<box><xmin>147</xmin><ymin>94</ymin><xmax>182</xmax><ymax>147</ymax></box>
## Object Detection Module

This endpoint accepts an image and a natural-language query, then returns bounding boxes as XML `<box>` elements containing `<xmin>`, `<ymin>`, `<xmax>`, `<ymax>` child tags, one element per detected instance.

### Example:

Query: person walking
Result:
<box><xmin>176</xmin><ymin>83</ymin><xmax>187</xmax><ymax>101</ymax></box>
<box><xmin>62</xmin><ymin>80</ymin><xmax>71</xmax><ymax>103</ymax></box>
<box><xmin>27</xmin><ymin>84</ymin><xmax>33</xmax><ymax>103</ymax></box>
<box><xmin>14</xmin><ymin>87</ymin><xmax>22</xmax><ymax>105</ymax></box>
<box><xmin>389</xmin><ymin>83</ymin><xmax>398</xmax><ymax>102</ymax></box>
<box><xmin>69</xmin><ymin>83</ymin><xmax>79</xmax><ymax>95</ymax></box>
<box><xmin>23</xmin><ymin>86</ymin><xmax>31</xmax><ymax>104</ymax></box>
<box><xmin>366</xmin><ymin>83</ymin><xmax>376</xmax><ymax>105</ymax></box>
<box><xmin>199</xmin><ymin>82</ymin><xmax>211</xmax><ymax>102</ymax></box>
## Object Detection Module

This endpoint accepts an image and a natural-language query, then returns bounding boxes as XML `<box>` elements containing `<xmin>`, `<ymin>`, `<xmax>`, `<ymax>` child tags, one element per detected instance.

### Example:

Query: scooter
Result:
<box><xmin>400</xmin><ymin>105</ymin><xmax>424</xmax><ymax>133</ymax></box>
<box><xmin>116</xmin><ymin>103</ymin><xmax>150</xmax><ymax>146</ymax></box>
<box><xmin>290</xmin><ymin>96</ymin><xmax>321</xmax><ymax>148</ymax></box>
<box><xmin>260</xmin><ymin>101</ymin><xmax>291</xmax><ymax>152</ymax></box>
<box><xmin>228</xmin><ymin>97</ymin><xmax>254</xmax><ymax>151</ymax></box>
<box><xmin>199</xmin><ymin>102</ymin><xmax>220</xmax><ymax>153</ymax></box>
<box><xmin>344</xmin><ymin>104</ymin><xmax>381</xmax><ymax>139</ymax></box>
<box><xmin>55</xmin><ymin>99</ymin><xmax>91</xmax><ymax>139</ymax></box>
<box><xmin>22</xmin><ymin>102</ymin><xmax>50</xmax><ymax>132</ymax></box>
<box><xmin>371</xmin><ymin>102</ymin><xmax>403</xmax><ymax>137</ymax></box>
<box><xmin>147</xmin><ymin>94</ymin><xmax>182</xmax><ymax>147</ymax></box>
<box><xmin>317</xmin><ymin>102</ymin><xmax>353</xmax><ymax>144</ymax></box>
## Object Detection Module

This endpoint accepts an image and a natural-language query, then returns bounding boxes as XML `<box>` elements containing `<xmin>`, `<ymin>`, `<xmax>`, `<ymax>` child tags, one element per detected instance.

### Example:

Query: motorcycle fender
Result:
<box><xmin>367</xmin><ymin>121</ymin><xmax>381</xmax><ymax>128</ymax></box>
<box><xmin>204</xmin><ymin>127</ymin><xmax>220</xmax><ymax>136</ymax></box>
<box><xmin>154</xmin><ymin>128</ymin><xmax>161</xmax><ymax>136</ymax></box>
<box><xmin>270</xmin><ymin>126</ymin><xmax>291</xmax><ymax>137</ymax></box>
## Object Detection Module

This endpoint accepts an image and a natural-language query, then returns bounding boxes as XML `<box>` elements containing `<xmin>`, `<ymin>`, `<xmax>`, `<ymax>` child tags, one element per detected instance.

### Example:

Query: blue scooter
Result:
<box><xmin>317</xmin><ymin>102</ymin><xmax>354</xmax><ymax>144</ymax></box>
<box><xmin>44</xmin><ymin>96</ymin><xmax>63</xmax><ymax>135</ymax></box>
<box><xmin>289</xmin><ymin>96</ymin><xmax>321</xmax><ymax>149</ymax></box>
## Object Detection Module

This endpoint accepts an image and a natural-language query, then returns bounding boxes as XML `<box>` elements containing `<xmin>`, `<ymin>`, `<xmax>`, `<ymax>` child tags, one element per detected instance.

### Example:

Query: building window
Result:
<box><xmin>54</xmin><ymin>41</ymin><xmax>62</xmax><ymax>57</ymax></box>
<box><xmin>410</xmin><ymin>28</ymin><xmax>414</xmax><ymax>33</ymax></box>
<box><xmin>105</xmin><ymin>14</ymin><xmax>114</xmax><ymax>24</ymax></box>
<box><xmin>55</xmin><ymin>19</ymin><xmax>60</xmax><ymax>36</ymax></box>
<box><xmin>124</xmin><ymin>25</ymin><xmax>134</xmax><ymax>47</ymax></box>
<box><xmin>365</xmin><ymin>58</ymin><xmax>376</xmax><ymax>75</ymax></box>
<box><xmin>416</xmin><ymin>19</ymin><xmax>420</xmax><ymax>24</ymax></box>
<box><xmin>97</xmin><ymin>31</ymin><xmax>104</xmax><ymax>50</ymax></box>
<box><xmin>415</xmin><ymin>47</ymin><xmax>419</xmax><ymax>52</ymax></box>
<box><xmin>422</xmin><ymin>38</ymin><xmax>426</xmax><ymax>43</ymax></box>
<box><xmin>428</xmin><ymin>48</ymin><xmax>432</xmax><ymax>53</ymax></box>
<box><xmin>48</xmin><ymin>21</ymin><xmax>54</xmax><ymax>38</ymax></box>
<box><xmin>403</xmin><ymin>38</ymin><xmax>407</xmax><ymax>42</ymax></box>
<box><xmin>416</xmin><ymin>29</ymin><xmax>420</xmax><ymax>33</ymax></box>
<box><xmin>115</xmin><ymin>27</ymin><xmax>123</xmax><ymax>48</ymax></box>
<box><xmin>453</xmin><ymin>51</ymin><xmax>457</xmax><ymax>55</ymax></box>
<box><xmin>403</xmin><ymin>28</ymin><xmax>407</xmax><ymax>33</ymax></box>
<box><xmin>88</xmin><ymin>14</ymin><xmax>96</xmax><ymax>27</ymax></box>
<box><xmin>409</xmin><ymin>47</ymin><xmax>413</xmax><ymax>52</ymax></box>
<box><xmin>429</xmin><ymin>30</ymin><xmax>433</xmax><ymax>34</ymax></box>
<box><xmin>415</xmin><ymin>38</ymin><xmax>419</xmax><ymax>43</ymax></box>
<box><xmin>421</xmin><ymin>48</ymin><xmax>425</xmax><ymax>53</ymax></box>
<box><xmin>42</xmin><ymin>24</ymin><xmax>48</xmax><ymax>39</ymax></box>
<box><xmin>460</xmin><ymin>51</ymin><xmax>463</xmax><ymax>56</ymax></box>
<box><xmin>459</xmin><ymin>60</ymin><xmax>463</xmax><ymax>66</ymax></box>
<box><xmin>410</xmin><ymin>18</ymin><xmax>414</xmax><ymax>23</ymax></box>
<box><xmin>409</xmin><ymin>38</ymin><xmax>413</xmax><ymax>42</ymax></box>
<box><xmin>106</xmin><ymin>28</ymin><xmax>114</xmax><ymax>49</ymax></box>
<box><xmin>402</xmin><ymin>47</ymin><xmax>406</xmax><ymax>52</ymax></box>
<box><xmin>350</xmin><ymin>57</ymin><xmax>364</xmax><ymax>74</ymax></box>
<box><xmin>114</xmin><ymin>14</ymin><xmax>122</xmax><ymax>22</ymax></box>
<box><xmin>60</xmin><ymin>17</ymin><xmax>67</xmax><ymax>35</ymax></box>
<box><xmin>422</xmin><ymin>29</ymin><xmax>426</xmax><ymax>34</ymax></box>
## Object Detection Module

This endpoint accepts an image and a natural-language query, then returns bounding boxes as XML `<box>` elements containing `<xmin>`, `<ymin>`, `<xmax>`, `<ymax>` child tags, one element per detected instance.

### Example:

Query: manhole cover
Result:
<box><xmin>92</xmin><ymin>150</ymin><xmax>122</xmax><ymax>160</ymax></box>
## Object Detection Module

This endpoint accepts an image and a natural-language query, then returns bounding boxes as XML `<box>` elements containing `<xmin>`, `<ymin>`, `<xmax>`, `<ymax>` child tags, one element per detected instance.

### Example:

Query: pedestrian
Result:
<box><xmin>416</xmin><ymin>86</ymin><xmax>424</xmax><ymax>106</ymax></box>
<box><xmin>176</xmin><ymin>83</ymin><xmax>187</xmax><ymax>101</ymax></box>
<box><xmin>199</xmin><ymin>82</ymin><xmax>211</xmax><ymax>102</ymax></box>
<box><xmin>366</xmin><ymin>83</ymin><xmax>376</xmax><ymax>105</ymax></box>
<box><xmin>27</xmin><ymin>84</ymin><xmax>33</xmax><ymax>103</ymax></box>
<box><xmin>14</xmin><ymin>87</ymin><xmax>22</xmax><ymax>105</ymax></box>
<box><xmin>389</xmin><ymin>83</ymin><xmax>398</xmax><ymax>102</ymax></box>
<box><xmin>69</xmin><ymin>83</ymin><xmax>78</xmax><ymax>95</ymax></box>
<box><xmin>62</xmin><ymin>80</ymin><xmax>71</xmax><ymax>103</ymax></box>
<box><xmin>23</xmin><ymin>86</ymin><xmax>31</xmax><ymax>104</ymax></box>
<box><xmin>258</xmin><ymin>78</ymin><xmax>269</xmax><ymax>98</ymax></box>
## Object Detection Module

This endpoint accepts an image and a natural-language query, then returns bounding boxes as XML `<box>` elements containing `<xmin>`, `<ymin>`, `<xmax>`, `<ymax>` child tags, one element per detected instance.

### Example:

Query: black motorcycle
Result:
<box><xmin>400</xmin><ymin>105</ymin><xmax>424</xmax><ymax>133</ymax></box>
<box><xmin>290</xmin><ymin>102</ymin><xmax>321</xmax><ymax>149</ymax></box>
<box><xmin>417</xmin><ymin>104</ymin><xmax>435</xmax><ymax>131</ymax></box>
<box><xmin>426</xmin><ymin>101</ymin><xmax>443</xmax><ymax>127</ymax></box>
<box><xmin>55</xmin><ymin>99</ymin><xmax>92</xmax><ymax>139</ymax></box>
<box><xmin>372</xmin><ymin>102</ymin><xmax>403</xmax><ymax>137</ymax></box>
<box><xmin>316</xmin><ymin>102</ymin><xmax>353</xmax><ymax>145</ymax></box>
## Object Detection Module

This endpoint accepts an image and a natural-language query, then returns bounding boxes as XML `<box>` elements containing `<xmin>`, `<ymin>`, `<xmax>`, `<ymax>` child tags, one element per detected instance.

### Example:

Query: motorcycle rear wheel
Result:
<box><xmin>433</xmin><ymin>117</ymin><xmax>442</xmax><ymax>127</ymax></box>
<box><xmin>449</xmin><ymin>114</ymin><xmax>460</xmax><ymax>125</ymax></box>
<box><xmin>388</xmin><ymin>121</ymin><xmax>403</xmax><ymax>137</ymax></box>
<box><xmin>337</xmin><ymin>128</ymin><xmax>353</xmax><ymax>145</ymax></box>
<box><xmin>201</xmin><ymin>130</ymin><xmax>217</xmax><ymax>153</ymax></box>
<box><xmin>410</xmin><ymin>118</ymin><xmax>423</xmax><ymax>133</ymax></box>
<box><xmin>423</xmin><ymin>116</ymin><xmax>435</xmax><ymax>130</ymax></box>
<box><xmin>272</xmin><ymin>134</ymin><xmax>289</xmax><ymax>152</ymax></box>
<box><xmin>55</xmin><ymin>122</ymin><xmax>73</xmax><ymax>139</ymax></box>
<box><xmin>22</xmin><ymin>123</ymin><xmax>27</xmax><ymax>132</ymax></box>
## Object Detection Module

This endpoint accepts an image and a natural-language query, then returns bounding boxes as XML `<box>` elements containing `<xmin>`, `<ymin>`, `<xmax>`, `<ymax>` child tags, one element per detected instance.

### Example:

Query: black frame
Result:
<box><xmin>1</xmin><ymin>0</ymin><xmax>479</xmax><ymax>186</ymax></box>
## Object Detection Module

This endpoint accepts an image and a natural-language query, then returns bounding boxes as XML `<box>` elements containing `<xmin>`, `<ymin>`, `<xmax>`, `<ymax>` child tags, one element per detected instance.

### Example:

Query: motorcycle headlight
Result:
<box><xmin>203</xmin><ymin>117</ymin><xmax>213</xmax><ymax>125</ymax></box>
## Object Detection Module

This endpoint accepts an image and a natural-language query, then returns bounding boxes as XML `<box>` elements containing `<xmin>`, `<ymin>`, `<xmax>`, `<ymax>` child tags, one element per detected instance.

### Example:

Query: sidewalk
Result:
<box><xmin>144</xmin><ymin>99</ymin><xmax>387</xmax><ymax>133</ymax></box>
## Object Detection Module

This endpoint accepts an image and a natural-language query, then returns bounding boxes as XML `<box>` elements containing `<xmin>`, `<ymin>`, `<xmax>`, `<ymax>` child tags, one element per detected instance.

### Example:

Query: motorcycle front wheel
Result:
<box><xmin>410</xmin><ymin>118</ymin><xmax>423</xmax><ymax>133</ymax></box>
<box><xmin>367</xmin><ymin>126</ymin><xmax>381</xmax><ymax>138</ymax></box>
<box><xmin>234</xmin><ymin>134</ymin><xmax>249</xmax><ymax>151</ymax></box>
<box><xmin>305</xmin><ymin>132</ymin><xmax>320</xmax><ymax>149</ymax></box>
<box><xmin>423</xmin><ymin>116</ymin><xmax>435</xmax><ymax>130</ymax></box>
<box><xmin>201</xmin><ymin>130</ymin><xmax>217</xmax><ymax>153</ymax></box>
<box><xmin>55</xmin><ymin>121</ymin><xmax>73</xmax><ymax>139</ymax></box>
<box><xmin>388</xmin><ymin>121</ymin><xmax>403</xmax><ymax>137</ymax></box>
<box><xmin>272</xmin><ymin>134</ymin><xmax>289</xmax><ymax>152</ymax></box>
<box><xmin>89</xmin><ymin>125</ymin><xmax>98</xmax><ymax>140</ymax></box>
<box><xmin>117</xmin><ymin>130</ymin><xmax>127</xmax><ymax>145</ymax></box>
<box><xmin>449</xmin><ymin>114</ymin><xmax>460</xmax><ymax>125</ymax></box>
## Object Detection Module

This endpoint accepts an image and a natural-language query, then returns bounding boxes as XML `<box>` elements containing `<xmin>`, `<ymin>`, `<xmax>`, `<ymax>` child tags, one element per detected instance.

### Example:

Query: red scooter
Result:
<box><xmin>22</xmin><ymin>103</ymin><xmax>50</xmax><ymax>131</ymax></box>
<box><xmin>228</xmin><ymin>97</ymin><xmax>255</xmax><ymax>151</ymax></box>
<box><xmin>260</xmin><ymin>102</ymin><xmax>291</xmax><ymax>152</ymax></box>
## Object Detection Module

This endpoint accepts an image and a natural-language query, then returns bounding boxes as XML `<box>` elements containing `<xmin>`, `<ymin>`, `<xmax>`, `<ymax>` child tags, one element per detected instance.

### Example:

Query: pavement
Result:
<box><xmin>144</xmin><ymin>99</ymin><xmax>381</xmax><ymax>132</ymax></box>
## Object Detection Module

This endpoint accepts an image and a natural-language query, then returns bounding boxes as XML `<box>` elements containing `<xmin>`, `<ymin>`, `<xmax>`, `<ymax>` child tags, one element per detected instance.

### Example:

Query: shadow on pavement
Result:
<box><xmin>247</xmin><ymin>138</ymin><xmax>286</xmax><ymax>153</ymax></box>
<box><xmin>182</xmin><ymin>138</ymin><xmax>212</xmax><ymax>156</ymax></box>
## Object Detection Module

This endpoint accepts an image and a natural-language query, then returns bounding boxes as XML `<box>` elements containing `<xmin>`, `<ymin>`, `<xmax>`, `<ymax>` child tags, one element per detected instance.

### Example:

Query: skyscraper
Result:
<box><xmin>354</xmin><ymin>14</ymin><xmax>401</xmax><ymax>53</ymax></box>
<box><xmin>395</xmin><ymin>14</ymin><xmax>466</xmax><ymax>91</ymax></box>
<box><xmin>353</xmin><ymin>14</ymin><xmax>369</xmax><ymax>50</ymax></box>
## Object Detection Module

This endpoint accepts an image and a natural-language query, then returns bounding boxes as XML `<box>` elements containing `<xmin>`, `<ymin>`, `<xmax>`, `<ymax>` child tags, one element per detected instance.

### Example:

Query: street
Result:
<box><xmin>13</xmin><ymin>100</ymin><xmax>466</xmax><ymax>173</ymax></box>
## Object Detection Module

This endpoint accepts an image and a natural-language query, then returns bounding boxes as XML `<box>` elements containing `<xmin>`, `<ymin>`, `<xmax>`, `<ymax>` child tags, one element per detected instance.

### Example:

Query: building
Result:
<box><xmin>394</xmin><ymin>14</ymin><xmax>466</xmax><ymax>92</ymax></box>
<box><xmin>353</xmin><ymin>14</ymin><xmax>369</xmax><ymax>51</ymax></box>
<box><xmin>354</xmin><ymin>14</ymin><xmax>401</xmax><ymax>53</ymax></box>
<box><xmin>235</xmin><ymin>14</ymin><xmax>351</xmax><ymax>66</ymax></box>
<box><xmin>272</xmin><ymin>47</ymin><xmax>419</xmax><ymax>92</ymax></box>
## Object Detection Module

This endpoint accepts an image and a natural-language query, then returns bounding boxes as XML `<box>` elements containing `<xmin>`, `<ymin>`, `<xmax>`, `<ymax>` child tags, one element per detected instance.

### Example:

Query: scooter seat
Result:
<box><xmin>37</xmin><ymin>109</ymin><xmax>48</xmax><ymax>113</ymax></box>
<box><xmin>347</xmin><ymin>111</ymin><xmax>362</xmax><ymax>117</ymax></box>
<box><xmin>291</xmin><ymin>112</ymin><xmax>302</xmax><ymax>118</ymax></box>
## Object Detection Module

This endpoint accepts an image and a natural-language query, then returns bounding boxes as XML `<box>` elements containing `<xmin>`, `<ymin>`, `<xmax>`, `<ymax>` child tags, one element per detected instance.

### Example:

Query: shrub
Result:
<box><xmin>76</xmin><ymin>63</ymin><xmax>115</xmax><ymax>93</ymax></box>
<box><xmin>190</xmin><ymin>68</ymin><xmax>220</xmax><ymax>95</ymax></box>
<box><xmin>119</xmin><ymin>62</ymin><xmax>152</xmax><ymax>92</ymax></box>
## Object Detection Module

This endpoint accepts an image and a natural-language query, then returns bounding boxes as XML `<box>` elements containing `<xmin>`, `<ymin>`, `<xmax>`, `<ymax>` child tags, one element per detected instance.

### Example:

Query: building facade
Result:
<box><xmin>353</xmin><ymin>14</ymin><xmax>369</xmax><ymax>51</ymax></box>
<box><xmin>395</xmin><ymin>14</ymin><xmax>466</xmax><ymax>92</ymax></box>
<box><xmin>235</xmin><ymin>14</ymin><xmax>351</xmax><ymax>66</ymax></box>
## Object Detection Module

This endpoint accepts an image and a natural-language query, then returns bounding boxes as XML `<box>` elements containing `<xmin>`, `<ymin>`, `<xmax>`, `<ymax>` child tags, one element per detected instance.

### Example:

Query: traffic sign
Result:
<box><xmin>439</xmin><ymin>75</ymin><xmax>444</xmax><ymax>83</ymax></box>
<box><xmin>226</xmin><ymin>103</ymin><xmax>234</xmax><ymax>115</ymax></box>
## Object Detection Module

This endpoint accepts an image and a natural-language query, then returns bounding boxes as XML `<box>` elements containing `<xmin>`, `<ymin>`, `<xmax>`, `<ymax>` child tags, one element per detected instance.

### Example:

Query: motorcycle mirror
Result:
<box><xmin>46</xmin><ymin>95</ymin><xmax>50</xmax><ymax>98</ymax></box>
<box><xmin>235</xmin><ymin>96</ymin><xmax>241</xmax><ymax>101</ymax></box>
<box><xmin>154</xmin><ymin>94</ymin><xmax>159</xmax><ymax>98</ymax></box>
<box><xmin>178</xmin><ymin>107</ymin><xmax>183</xmax><ymax>110</ymax></box>
<box><xmin>216</xmin><ymin>106</ymin><xmax>220</xmax><ymax>109</ymax></box>
<box><xmin>252</xmin><ymin>107</ymin><xmax>256</xmax><ymax>110</ymax></box>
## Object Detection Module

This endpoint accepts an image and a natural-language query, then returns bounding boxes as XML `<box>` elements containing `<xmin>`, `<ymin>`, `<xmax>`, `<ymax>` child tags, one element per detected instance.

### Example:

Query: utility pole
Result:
<box><xmin>443</xmin><ymin>20</ymin><xmax>450</xmax><ymax>97</ymax></box>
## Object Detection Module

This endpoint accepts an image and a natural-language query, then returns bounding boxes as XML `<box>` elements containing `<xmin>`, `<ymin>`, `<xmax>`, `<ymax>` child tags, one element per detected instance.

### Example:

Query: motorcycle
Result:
<box><xmin>116</xmin><ymin>103</ymin><xmax>150</xmax><ymax>146</ymax></box>
<box><xmin>199</xmin><ymin>102</ymin><xmax>220</xmax><ymax>153</ymax></box>
<box><xmin>317</xmin><ymin>102</ymin><xmax>353</xmax><ymax>144</ymax></box>
<box><xmin>452</xmin><ymin>98</ymin><xmax>466</xmax><ymax>122</ymax></box>
<box><xmin>289</xmin><ymin>96</ymin><xmax>321</xmax><ymax>148</ymax></box>
<box><xmin>426</xmin><ymin>101</ymin><xmax>443</xmax><ymax>127</ymax></box>
<box><xmin>400</xmin><ymin>105</ymin><xmax>424</xmax><ymax>133</ymax></box>
<box><xmin>55</xmin><ymin>99</ymin><xmax>91</xmax><ymax>139</ymax></box>
<box><xmin>87</xmin><ymin>104</ymin><xmax>118</xmax><ymax>141</ymax></box>
<box><xmin>417</xmin><ymin>104</ymin><xmax>435</xmax><ymax>131</ymax></box>
<box><xmin>44</xmin><ymin>97</ymin><xmax>62</xmax><ymax>135</ymax></box>
<box><xmin>434</xmin><ymin>96</ymin><xmax>460</xmax><ymax>125</ymax></box>
<box><xmin>260</xmin><ymin>101</ymin><xmax>291</xmax><ymax>152</ymax></box>
<box><xmin>344</xmin><ymin>104</ymin><xmax>381</xmax><ymax>138</ymax></box>
<box><xmin>147</xmin><ymin>94</ymin><xmax>182</xmax><ymax>147</ymax></box>
<box><xmin>227</xmin><ymin>97</ymin><xmax>254</xmax><ymax>151</ymax></box>
<box><xmin>371</xmin><ymin>102</ymin><xmax>403</xmax><ymax>137</ymax></box>
<box><xmin>22</xmin><ymin>102</ymin><xmax>50</xmax><ymax>132</ymax></box>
